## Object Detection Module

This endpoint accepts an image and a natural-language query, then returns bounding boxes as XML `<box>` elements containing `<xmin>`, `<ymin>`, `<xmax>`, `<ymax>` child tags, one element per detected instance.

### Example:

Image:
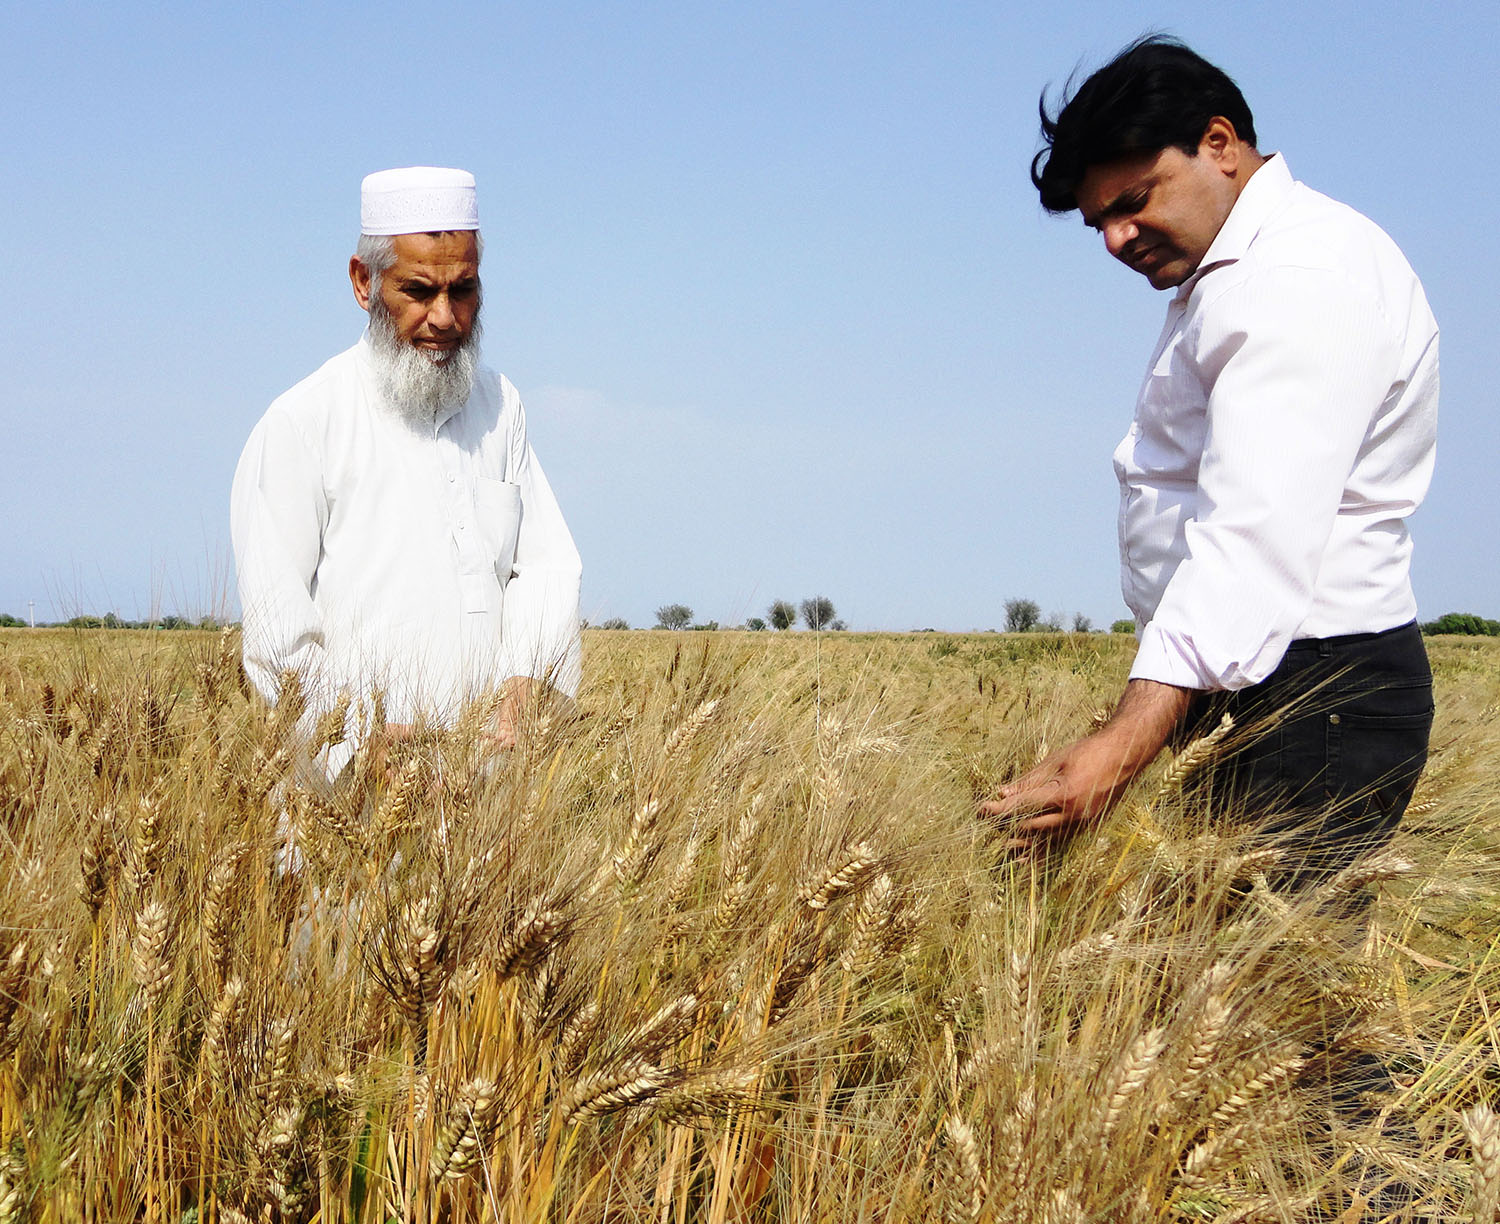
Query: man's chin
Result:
<box><xmin>1145</xmin><ymin>254</ymin><xmax>1197</xmax><ymax>290</ymax></box>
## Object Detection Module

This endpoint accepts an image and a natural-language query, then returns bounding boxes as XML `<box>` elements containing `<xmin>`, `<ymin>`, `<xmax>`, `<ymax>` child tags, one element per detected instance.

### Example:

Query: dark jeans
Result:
<box><xmin>1185</xmin><ymin>622</ymin><xmax>1435</xmax><ymax>1178</ymax></box>
<box><xmin>1184</xmin><ymin>620</ymin><xmax>1434</xmax><ymax>890</ymax></box>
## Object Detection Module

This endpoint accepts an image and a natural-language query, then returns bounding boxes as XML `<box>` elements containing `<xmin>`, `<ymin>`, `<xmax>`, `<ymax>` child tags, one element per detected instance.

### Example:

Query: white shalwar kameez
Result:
<box><xmin>231</xmin><ymin>334</ymin><xmax>581</xmax><ymax>768</ymax></box>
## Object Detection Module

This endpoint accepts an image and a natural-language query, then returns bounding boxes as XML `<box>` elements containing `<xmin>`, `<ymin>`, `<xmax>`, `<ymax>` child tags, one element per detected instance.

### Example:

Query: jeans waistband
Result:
<box><xmin>1283</xmin><ymin>620</ymin><xmax>1419</xmax><ymax>653</ymax></box>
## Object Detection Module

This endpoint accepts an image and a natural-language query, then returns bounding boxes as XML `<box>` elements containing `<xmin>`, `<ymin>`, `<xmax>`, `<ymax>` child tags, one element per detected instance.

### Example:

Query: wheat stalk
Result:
<box><xmin>492</xmin><ymin>901</ymin><xmax>563</xmax><ymax>980</ymax></box>
<box><xmin>1321</xmin><ymin>849</ymin><xmax>1417</xmax><ymax>897</ymax></box>
<box><xmin>201</xmin><ymin>840</ymin><xmax>248</xmax><ymax>985</ymax></box>
<box><xmin>269</xmin><ymin>667</ymin><xmax>306</xmax><ymax>744</ymax></box>
<box><xmin>1154</xmin><ymin>713</ymin><xmax>1234</xmax><ymax>802</ymax></box>
<box><xmin>651</xmin><ymin>1067</ymin><xmax>759</xmax><ymax>1125</ymax></box>
<box><xmin>556</xmin><ymin>1000</ymin><xmax>601</xmax><ymax>1076</ymax></box>
<box><xmin>1465</xmin><ymin>1104</ymin><xmax>1500</xmax><ymax>1224</ymax></box>
<box><xmin>1175</xmin><ymin>1002</ymin><xmax>1232</xmax><ymax>1111</ymax></box>
<box><xmin>295</xmin><ymin>788</ymin><xmax>364</xmax><ymax>856</ymax></box>
<box><xmin>663</xmin><ymin>697</ymin><xmax>721</xmax><ymax>762</ymax></box>
<box><xmin>1179</xmin><ymin>1117</ymin><xmax>1254</xmax><ymax>1191</ymax></box>
<box><xmin>838</xmin><ymin>871</ymin><xmax>896</xmax><ymax>975</ymax></box>
<box><xmin>710</xmin><ymin>793</ymin><xmax>764</xmax><ymax>942</ymax></box>
<box><xmin>131</xmin><ymin>899</ymin><xmax>172</xmax><ymax>1012</ymax></box>
<box><xmin>313</xmin><ymin>691</ymin><xmax>352</xmax><ymax>750</ymax></box>
<box><xmin>800</xmin><ymin>841</ymin><xmax>880</xmax><ymax>911</ymax></box>
<box><xmin>129</xmin><ymin>794</ymin><xmax>165</xmax><ymax>893</ymax></box>
<box><xmin>940</xmin><ymin>1114</ymin><xmax>988</xmax><ymax>1224</ymax></box>
<box><xmin>262</xmin><ymin>1102</ymin><xmax>311</xmax><ymax>1218</ymax></box>
<box><xmin>611</xmin><ymin>797</ymin><xmax>662</xmax><ymax>889</ymax></box>
<box><xmin>1205</xmin><ymin>1043</ymin><xmax>1306</xmax><ymax>1128</ymax></box>
<box><xmin>619</xmin><ymin>993</ymin><xmax>700</xmax><ymax>1060</ymax></box>
<box><xmin>1043</xmin><ymin>1187</ymin><xmax>1084</xmax><ymax>1224</ymax></box>
<box><xmin>0</xmin><ymin>941</ymin><xmax>33</xmax><ymax>1060</ymax></box>
<box><xmin>374</xmin><ymin>755</ymin><xmax>425</xmax><ymax>839</ymax></box>
<box><xmin>430</xmin><ymin>1077</ymin><xmax>502</xmax><ymax>1181</ymax></box>
<box><xmin>1097</xmin><ymin>1026</ymin><xmax>1166</xmax><ymax>1138</ymax></box>
<box><xmin>560</xmin><ymin>1060</ymin><xmax>674</xmax><ymax>1126</ymax></box>
<box><xmin>0</xmin><ymin>1149</ymin><xmax>28</xmax><ymax>1224</ymax></box>
<box><xmin>77</xmin><ymin>807</ymin><xmax>114</xmax><ymax>919</ymax></box>
<box><xmin>201</xmin><ymin>974</ymin><xmax>246</xmax><ymax>1091</ymax></box>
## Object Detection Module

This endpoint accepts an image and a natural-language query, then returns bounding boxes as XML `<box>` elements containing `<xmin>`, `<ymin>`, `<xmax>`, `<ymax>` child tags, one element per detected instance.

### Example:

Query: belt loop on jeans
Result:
<box><xmin>1317</xmin><ymin>639</ymin><xmax>1333</xmax><ymax>659</ymax></box>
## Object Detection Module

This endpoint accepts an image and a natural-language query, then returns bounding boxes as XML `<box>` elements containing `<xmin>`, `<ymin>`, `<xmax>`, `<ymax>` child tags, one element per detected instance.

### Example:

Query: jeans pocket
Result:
<box><xmin>1325</xmin><ymin>706</ymin><xmax>1434</xmax><ymax>812</ymax></box>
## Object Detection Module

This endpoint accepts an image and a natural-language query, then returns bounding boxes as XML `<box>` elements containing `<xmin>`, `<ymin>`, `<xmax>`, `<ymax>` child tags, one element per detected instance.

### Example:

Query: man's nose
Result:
<box><xmin>428</xmin><ymin>293</ymin><xmax>457</xmax><ymax>330</ymax></box>
<box><xmin>1103</xmin><ymin>219</ymin><xmax>1137</xmax><ymax>258</ymax></box>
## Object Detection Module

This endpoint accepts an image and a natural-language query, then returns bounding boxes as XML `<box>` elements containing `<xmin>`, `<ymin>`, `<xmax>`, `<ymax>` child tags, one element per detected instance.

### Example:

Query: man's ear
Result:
<box><xmin>349</xmin><ymin>256</ymin><xmax>373</xmax><ymax>311</ymax></box>
<box><xmin>1199</xmin><ymin>116</ymin><xmax>1244</xmax><ymax>175</ymax></box>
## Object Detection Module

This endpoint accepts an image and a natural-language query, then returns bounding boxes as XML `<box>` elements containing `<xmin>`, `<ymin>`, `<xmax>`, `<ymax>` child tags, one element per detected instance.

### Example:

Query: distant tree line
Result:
<box><xmin>590</xmin><ymin>597</ymin><xmax>850</xmax><ymax>633</ymax></box>
<box><xmin>1003</xmin><ymin>598</ymin><xmax>1103</xmax><ymax>634</ymax></box>
<box><xmin>1420</xmin><ymin>612</ymin><xmax>1500</xmax><ymax>636</ymax></box>
<box><xmin>0</xmin><ymin>613</ymin><xmax>226</xmax><ymax>630</ymax></box>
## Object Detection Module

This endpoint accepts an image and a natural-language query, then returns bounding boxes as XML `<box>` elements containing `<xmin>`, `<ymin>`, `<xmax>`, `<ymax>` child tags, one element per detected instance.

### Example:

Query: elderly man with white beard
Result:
<box><xmin>231</xmin><ymin>167</ymin><xmax>582</xmax><ymax>775</ymax></box>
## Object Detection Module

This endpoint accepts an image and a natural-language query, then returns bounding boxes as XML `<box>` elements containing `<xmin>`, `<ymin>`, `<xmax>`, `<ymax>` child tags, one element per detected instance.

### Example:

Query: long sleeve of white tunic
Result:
<box><xmin>230</xmin><ymin>337</ymin><xmax>582</xmax><ymax>737</ymax></box>
<box><xmin>1117</xmin><ymin>156</ymin><xmax>1438</xmax><ymax>691</ymax></box>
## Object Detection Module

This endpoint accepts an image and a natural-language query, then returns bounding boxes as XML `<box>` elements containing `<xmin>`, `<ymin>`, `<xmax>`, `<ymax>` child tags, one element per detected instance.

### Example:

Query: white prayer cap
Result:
<box><xmin>360</xmin><ymin>166</ymin><xmax>479</xmax><ymax>236</ymax></box>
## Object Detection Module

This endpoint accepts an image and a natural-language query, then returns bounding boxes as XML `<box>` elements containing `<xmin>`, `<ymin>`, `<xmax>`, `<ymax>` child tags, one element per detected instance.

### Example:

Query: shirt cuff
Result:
<box><xmin>1129</xmin><ymin>622</ymin><xmax>1223</xmax><ymax>691</ymax></box>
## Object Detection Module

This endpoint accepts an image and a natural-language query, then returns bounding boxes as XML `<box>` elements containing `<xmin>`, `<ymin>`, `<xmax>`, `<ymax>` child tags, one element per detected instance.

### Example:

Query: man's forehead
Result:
<box><xmin>1077</xmin><ymin>149</ymin><xmax>1171</xmax><ymax>221</ymax></box>
<box><xmin>389</xmin><ymin>230</ymin><xmax>480</xmax><ymax>272</ymax></box>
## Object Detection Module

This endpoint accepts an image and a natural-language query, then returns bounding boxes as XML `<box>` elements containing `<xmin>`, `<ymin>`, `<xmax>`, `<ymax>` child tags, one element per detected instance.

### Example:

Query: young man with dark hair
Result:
<box><xmin>983</xmin><ymin>36</ymin><xmax>1438</xmax><ymax>889</ymax></box>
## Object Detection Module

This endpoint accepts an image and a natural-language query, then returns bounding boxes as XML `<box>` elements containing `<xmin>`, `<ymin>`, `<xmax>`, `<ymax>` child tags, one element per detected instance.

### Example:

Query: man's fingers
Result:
<box><xmin>1014</xmin><ymin>809</ymin><xmax>1073</xmax><ymax>834</ymax></box>
<box><xmin>979</xmin><ymin>789</ymin><xmax>1059</xmax><ymax>822</ymax></box>
<box><xmin>998</xmin><ymin>766</ymin><xmax>1053</xmax><ymax>798</ymax></box>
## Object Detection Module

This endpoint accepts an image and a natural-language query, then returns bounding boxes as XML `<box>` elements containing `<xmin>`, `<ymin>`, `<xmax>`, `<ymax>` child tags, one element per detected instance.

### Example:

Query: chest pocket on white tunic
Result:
<box><xmin>473</xmin><ymin>477</ymin><xmax>523</xmax><ymax>584</ymax></box>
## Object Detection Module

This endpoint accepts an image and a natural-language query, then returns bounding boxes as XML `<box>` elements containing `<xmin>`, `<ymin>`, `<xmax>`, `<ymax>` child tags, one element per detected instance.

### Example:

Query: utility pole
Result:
<box><xmin>28</xmin><ymin>601</ymin><xmax>35</xmax><ymax>628</ymax></box>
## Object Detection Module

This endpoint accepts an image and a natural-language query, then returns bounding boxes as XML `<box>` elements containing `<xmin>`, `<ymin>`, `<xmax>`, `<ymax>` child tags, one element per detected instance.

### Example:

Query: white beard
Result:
<box><xmin>367</xmin><ymin>295</ymin><xmax>483</xmax><ymax>430</ymax></box>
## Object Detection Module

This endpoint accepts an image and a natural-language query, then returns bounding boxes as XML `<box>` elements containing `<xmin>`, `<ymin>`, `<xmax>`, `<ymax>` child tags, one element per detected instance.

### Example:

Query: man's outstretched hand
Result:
<box><xmin>978</xmin><ymin>679</ymin><xmax>1194</xmax><ymax>844</ymax></box>
<box><xmin>486</xmin><ymin>675</ymin><xmax>550</xmax><ymax>751</ymax></box>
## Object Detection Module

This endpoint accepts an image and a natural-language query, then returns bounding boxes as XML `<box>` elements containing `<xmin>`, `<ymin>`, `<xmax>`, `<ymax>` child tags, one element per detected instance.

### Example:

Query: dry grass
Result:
<box><xmin>0</xmin><ymin>626</ymin><xmax>1497</xmax><ymax>1222</ymax></box>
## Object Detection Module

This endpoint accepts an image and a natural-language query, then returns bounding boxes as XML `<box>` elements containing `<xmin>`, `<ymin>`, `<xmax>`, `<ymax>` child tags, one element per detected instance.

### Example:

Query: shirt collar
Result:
<box><xmin>1175</xmin><ymin>152</ymin><xmax>1294</xmax><ymax>299</ymax></box>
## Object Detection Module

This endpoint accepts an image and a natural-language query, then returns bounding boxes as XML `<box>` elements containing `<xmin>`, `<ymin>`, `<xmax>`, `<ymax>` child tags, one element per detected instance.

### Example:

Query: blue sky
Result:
<box><xmin>4</xmin><ymin>2</ymin><xmax>1496</xmax><ymax>630</ymax></box>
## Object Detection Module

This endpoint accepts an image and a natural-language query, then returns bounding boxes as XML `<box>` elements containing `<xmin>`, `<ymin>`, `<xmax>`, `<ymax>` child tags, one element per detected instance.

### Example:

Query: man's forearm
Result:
<box><xmin>978</xmin><ymin>678</ymin><xmax>1198</xmax><ymax>833</ymax></box>
<box><xmin>1100</xmin><ymin>678</ymin><xmax>1197</xmax><ymax>774</ymax></box>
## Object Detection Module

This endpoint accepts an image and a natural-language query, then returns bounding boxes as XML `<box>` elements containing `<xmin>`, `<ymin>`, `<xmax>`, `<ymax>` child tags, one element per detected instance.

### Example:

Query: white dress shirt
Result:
<box><xmin>1118</xmin><ymin>155</ymin><xmax>1438</xmax><ymax>691</ymax></box>
<box><xmin>231</xmin><ymin>335</ymin><xmax>582</xmax><ymax>745</ymax></box>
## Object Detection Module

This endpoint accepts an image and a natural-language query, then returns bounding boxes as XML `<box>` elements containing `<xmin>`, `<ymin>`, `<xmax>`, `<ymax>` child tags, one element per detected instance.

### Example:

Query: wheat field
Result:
<box><xmin>0</xmin><ymin>626</ymin><xmax>1497</xmax><ymax>1223</ymax></box>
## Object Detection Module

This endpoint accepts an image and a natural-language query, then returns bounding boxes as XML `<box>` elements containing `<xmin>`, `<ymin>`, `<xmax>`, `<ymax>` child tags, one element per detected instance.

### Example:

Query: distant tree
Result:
<box><xmin>690</xmin><ymin>621</ymin><xmax>719</xmax><ymax>631</ymax></box>
<box><xmin>1004</xmin><ymin>598</ymin><xmax>1040</xmax><ymax>633</ymax></box>
<box><xmin>0</xmin><ymin>614</ymin><xmax>23</xmax><ymax>628</ymax></box>
<box><xmin>597</xmin><ymin>617</ymin><xmax>630</xmax><ymax>630</ymax></box>
<box><xmin>800</xmin><ymin>596</ymin><xmax>836</xmax><ymax>631</ymax></box>
<box><xmin>830</xmin><ymin>619</ymin><xmax>848</xmax><ymax>631</ymax></box>
<box><xmin>1420</xmin><ymin>612</ymin><xmax>1500</xmax><ymax>636</ymax></box>
<box><xmin>745</xmin><ymin>617</ymin><xmax>767</xmax><ymax>631</ymax></box>
<box><xmin>655</xmin><ymin>604</ymin><xmax>693</xmax><ymax>630</ymax></box>
<box><xmin>157</xmin><ymin>615</ymin><xmax>190</xmax><ymax>630</ymax></box>
<box><xmin>1111</xmin><ymin>618</ymin><xmax>1137</xmax><ymax>634</ymax></box>
<box><xmin>1071</xmin><ymin>613</ymin><xmax>1094</xmax><ymax>634</ymax></box>
<box><xmin>769</xmin><ymin>600</ymin><xmax>797</xmax><ymax>631</ymax></box>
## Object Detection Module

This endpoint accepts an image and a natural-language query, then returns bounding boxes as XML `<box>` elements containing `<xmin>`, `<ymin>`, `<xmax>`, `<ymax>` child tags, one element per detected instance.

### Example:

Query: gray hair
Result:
<box><xmin>354</xmin><ymin>231</ymin><xmax>483</xmax><ymax>293</ymax></box>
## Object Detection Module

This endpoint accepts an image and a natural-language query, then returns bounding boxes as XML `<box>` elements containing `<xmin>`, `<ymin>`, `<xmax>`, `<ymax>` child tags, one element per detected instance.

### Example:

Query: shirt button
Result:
<box><xmin>458</xmin><ymin>521</ymin><xmax>467</xmax><ymax>531</ymax></box>
<box><xmin>1328</xmin><ymin>714</ymin><xmax>1341</xmax><ymax>725</ymax></box>
<box><xmin>447</xmin><ymin>473</ymin><xmax>456</xmax><ymax>483</ymax></box>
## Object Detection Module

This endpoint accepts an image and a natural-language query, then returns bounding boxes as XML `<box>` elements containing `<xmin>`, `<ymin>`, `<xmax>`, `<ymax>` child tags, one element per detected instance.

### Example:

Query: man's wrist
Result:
<box><xmin>1099</xmin><ymin>679</ymin><xmax>1196</xmax><ymax>774</ymax></box>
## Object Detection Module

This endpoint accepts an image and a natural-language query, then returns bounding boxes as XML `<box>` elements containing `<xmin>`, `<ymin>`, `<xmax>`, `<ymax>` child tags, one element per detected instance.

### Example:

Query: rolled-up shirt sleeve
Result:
<box><xmin>499</xmin><ymin>397</ymin><xmax>583</xmax><ymax>696</ymax></box>
<box><xmin>1130</xmin><ymin>267</ymin><xmax>1398</xmax><ymax>690</ymax></box>
<box><xmin>230</xmin><ymin>408</ymin><xmax>340</xmax><ymax>715</ymax></box>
